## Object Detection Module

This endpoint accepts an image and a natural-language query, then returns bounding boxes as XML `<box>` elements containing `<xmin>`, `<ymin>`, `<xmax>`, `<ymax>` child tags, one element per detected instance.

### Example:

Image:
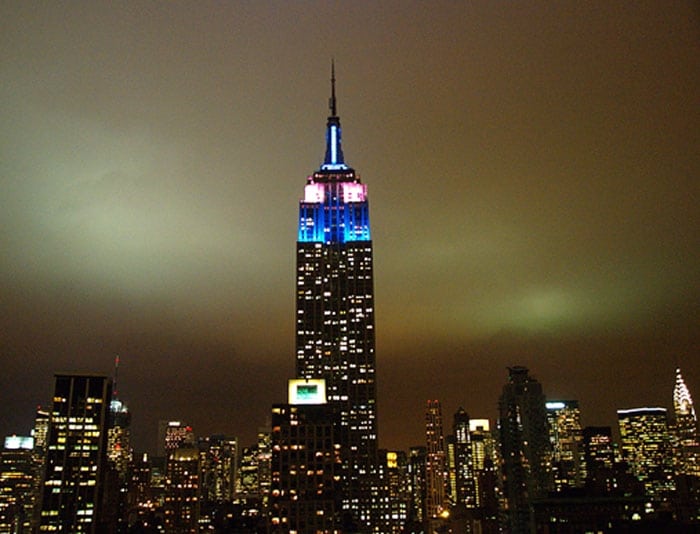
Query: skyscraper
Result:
<box><xmin>269</xmin><ymin>379</ymin><xmax>343</xmax><ymax>533</ymax></box>
<box><xmin>294</xmin><ymin>65</ymin><xmax>377</xmax><ymax>529</ymax></box>
<box><xmin>545</xmin><ymin>400</ymin><xmax>585</xmax><ymax>491</ymax></box>
<box><xmin>406</xmin><ymin>446</ymin><xmax>427</xmax><ymax>528</ymax></box>
<box><xmin>376</xmin><ymin>450</ymin><xmax>410</xmax><ymax>533</ymax></box>
<box><xmin>617</xmin><ymin>407</ymin><xmax>675</xmax><ymax>502</ymax></box>
<box><xmin>469</xmin><ymin>419</ymin><xmax>499</xmax><ymax>531</ymax></box>
<box><xmin>164</xmin><ymin>447</ymin><xmax>200</xmax><ymax>532</ymax></box>
<box><xmin>38</xmin><ymin>374</ymin><xmax>113</xmax><ymax>533</ymax></box>
<box><xmin>198</xmin><ymin>435</ymin><xmax>238</xmax><ymax>503</ymax></box>
<box><xmin>0</xmin><ymin>436</ymin><xmax>36</xmax><ymax>533</ymax></box>
<box><xmin>498</xmin><ymin>366</ymin><xmax>552</xmax><ymax>534</ymax></box>
<box><xmin>424</xmin><ymin>400</ymin><xmax>447</xmax><ymax>530</ymax></box>
<box><xmin>107</xmin><ymin>355</ymin><xmax>132</xmax><ymax>482</ymax></box>
<box><xmin>452</xmin><ymin>408</ymin><xmax>475</xmax><ymax>509</ymax></box>
<box><xmin>673</xmin><ymin>367</ymin><xmax>700</xmax><ymax>477</ymax></box>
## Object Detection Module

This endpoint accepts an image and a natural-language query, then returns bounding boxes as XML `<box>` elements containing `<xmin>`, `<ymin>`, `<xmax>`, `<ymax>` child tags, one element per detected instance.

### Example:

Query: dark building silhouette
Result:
<box><xmin>498</xmin><ymin>366</ymin><xmax>552</xmax><ymax>534</ymax></box>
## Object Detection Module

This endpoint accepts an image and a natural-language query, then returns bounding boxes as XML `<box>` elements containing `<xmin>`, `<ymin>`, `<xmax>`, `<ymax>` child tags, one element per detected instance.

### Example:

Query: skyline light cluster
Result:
<box><xmin>0</xmin><ymin>1</ymin><xmax>698</xmax><ymax>458</ymax></box>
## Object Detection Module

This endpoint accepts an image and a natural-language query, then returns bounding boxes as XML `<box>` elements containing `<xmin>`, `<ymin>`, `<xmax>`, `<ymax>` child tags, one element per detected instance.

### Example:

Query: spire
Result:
<box><xmin>321</xmin><ymin>60</ymin><xmax>348</xmax><ymax>170</ymax></box>
<box><xmin>674</xmin><ymin>367</ymin><xmax>696</xmax><ymax>418</ymax></box>
<box><xmin>330</xmin><ymin>59</ymin><xmax>337</xmax><ymax>117</ymax></box>
<box><xmin>113</xmin><ymin>354</ymin><xmax>120</xmax><ymax>399</ymax></box>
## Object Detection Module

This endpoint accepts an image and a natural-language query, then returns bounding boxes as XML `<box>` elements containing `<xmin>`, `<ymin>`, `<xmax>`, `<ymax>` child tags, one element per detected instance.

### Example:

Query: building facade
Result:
<box><xmin>546</xmin><ymin>400</ymin><xmax>585</xmax><ymax>491</ymax></box>
<box><xmin>673</xmin><ymin>368</ymin><xmax>700</xmax><ymax>477</ymax></box>
<box><xmin>38</xmin><ymin>374</ymin><xmax>113</xmax><ymax>533</ymax></box>
<box><xmin>164</xmin><ymin>447</ymin><xmax>200</xmax><ymax>533</ymax></box>
<box><xmin>270</xmin><ymin>379</ymin><xmax>343</xmax><ymax>533</ymax></box>
<box><xmin>424</xmin><ymin>400</ymin><xmax>447</xmax><ymax>531</ymax></box>
<box><xmin>498</xmin><ymin>366</ymin><xmax>552</xmax><ymax>534</ymax></box>
<box><xmin>617</xmin><ymin>407</ymin><xmax>675</xmax><ymax>502</ymax></box>
<box><xmin>0</xmin><ymin>436</ymin><xmax>36</xmax><ymax>533</ymax></box>
<box><xmin>294</xmin><ymin>66</ymin><xmax>378</xmax><ymax>530</ymax></box>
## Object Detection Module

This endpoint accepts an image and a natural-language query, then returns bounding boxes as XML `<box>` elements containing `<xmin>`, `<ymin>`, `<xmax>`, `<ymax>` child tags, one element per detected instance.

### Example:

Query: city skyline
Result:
<box><xmin>1</xmin><ymin>2</ymin><xmax>699</xmax><ymax>453</ymax></box>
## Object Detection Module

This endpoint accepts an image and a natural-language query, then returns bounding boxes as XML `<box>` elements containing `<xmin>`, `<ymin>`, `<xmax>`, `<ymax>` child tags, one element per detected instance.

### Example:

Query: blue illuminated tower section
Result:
<box><xmin>296</xmin><ymin>65</ymin><xmax>377</xmax><ymax>529</ymax></box>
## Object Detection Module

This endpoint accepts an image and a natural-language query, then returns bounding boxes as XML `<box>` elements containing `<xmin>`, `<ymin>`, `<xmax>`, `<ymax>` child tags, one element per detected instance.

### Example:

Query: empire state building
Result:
<box><xmin>295</xmin><ymin>66</ymin><xmax>378</xmax><ymax>528</ymax></box>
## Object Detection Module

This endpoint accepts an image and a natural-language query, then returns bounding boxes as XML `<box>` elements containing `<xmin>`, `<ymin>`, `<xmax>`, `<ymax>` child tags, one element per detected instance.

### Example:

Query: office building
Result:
<box><xmin>469</xmin><ymin>419</ymin><xmax>499</xmax><ymax>531</ymax></box>
<box><xmin>107</xmin><ymin>399</ymin><xmax>131</xmax><ymax>481</ymax></box>
<box><xmin>673</xmin><ymin>368</ymin><xmax>700</xmax><ymax>477</ymax></box>
<box><xmin>159</xmin><ymin>421</ymin><xmax>195</xmax><ymax>458</ymax></box>
<box><xmin>452</xmin><ymin>408</ymin><xmax>475</xmax><ymax>509</ymax></box>
<box><xmin>198</xmin><ymin>435</ymin><xmax>237</xmax><ymax>503</ymax></box>
<box><xmin>546</xmin><ymin>400</ymin><xmax>585</xmax><ymax>491</ymax></box>
<box><xmin>294</xmin><ymin>65</ymin><xmax>378</xmax><ymax>529</ymax></box>
<box><xmin>406</xmin><ymin>446</ymin><xmax>427</xmax><ymax>528</ymax></box>
<box><xmin>38</xmin><ymin>374</ymin><xmax>113</xmax><ymax>533</ymax></box>
<box><xmin>270</xmin><ymin>379</ymin><xmax>343</xmax><ymax>533</ymax></box>
<box><xmin>582</xmin><ymin>426</ymin><xmax>615</xmax><ymax>493</ymax></box>
<box><xmin>0</xmin><ymin>436</ymin><xmax>36</xmax><ymax>533</ymax></box>
<box><xmin>376</xmin><ymin>450</ymin><xmax>409</xmax><ymax>533</ymax></box>
<box><xmin>164</xmin><ymin>447</ymin><xmax>200</xmax><ymax>533</ymax></box>
<box><xmin>425</xmin><ymin>400</ymin><xmax>447</xmax><ymax>531</ymax></box>
<box><xmin>617</xmin><ymin>407</ymin><xmax>675</xmax><ymax>502</ymax></box>
<box><xmin>498</xmin><ymin>366</ymin><xmax>552</xmax><ymax>534</ymax></box>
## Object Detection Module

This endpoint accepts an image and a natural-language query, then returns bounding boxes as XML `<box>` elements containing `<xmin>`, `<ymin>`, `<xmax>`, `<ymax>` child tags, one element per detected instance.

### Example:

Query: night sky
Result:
<box><xmin>1</xmin><ymin>2</ymin><xmax>698</xmax><ymax>453</ymax></box>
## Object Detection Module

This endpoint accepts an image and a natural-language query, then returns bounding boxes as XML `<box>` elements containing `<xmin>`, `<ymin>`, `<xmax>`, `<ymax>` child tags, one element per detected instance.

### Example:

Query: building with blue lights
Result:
<box><xmin>294</xmin><ymin>65</ymin><xmax>378</xmax><ymax>531</ymax></box>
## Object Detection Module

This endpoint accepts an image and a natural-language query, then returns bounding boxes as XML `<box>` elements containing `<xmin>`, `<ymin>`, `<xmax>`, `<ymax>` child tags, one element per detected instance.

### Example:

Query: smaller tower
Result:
<box><xmin>672</xmin><ymin>368</ymin><xmax>700</xmax><ymax>477</ymax></box>
<box><xmin>425</xmin><ymin>400</ymin><xmax>447</xmax><ymax>530</ymax></box>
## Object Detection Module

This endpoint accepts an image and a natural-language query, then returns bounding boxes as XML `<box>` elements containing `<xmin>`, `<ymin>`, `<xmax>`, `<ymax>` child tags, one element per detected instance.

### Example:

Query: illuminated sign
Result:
<box><xmin>4</xmin><ymin>435</ymin><xmax>34</xmax><ymax>450</ymax></box>
<box><xmin>469</xmin><ymin>419</ymin><xmax>490</xmax><ymax>432</ymax></box>
<box><xmin>288</xmin><ymin>379</ymin><xmax>327</xmax><ymax>405</ymax></box>
<box><xmin>546</xmin><ymin>402</ymin><xmax>566</xmax><ymax>410</ymax></box>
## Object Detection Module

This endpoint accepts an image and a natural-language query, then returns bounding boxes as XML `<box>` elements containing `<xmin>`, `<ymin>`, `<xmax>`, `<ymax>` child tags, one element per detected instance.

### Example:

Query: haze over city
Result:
<box><xmin>1</xmin><ymin>1</ymin><xmax>698</xmax><ymax>453</ymax></box>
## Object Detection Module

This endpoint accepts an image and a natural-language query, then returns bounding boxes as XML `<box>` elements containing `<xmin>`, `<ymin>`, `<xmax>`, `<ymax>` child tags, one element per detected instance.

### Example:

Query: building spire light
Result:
<box><xmin>330</xmin><ymin>58</ymin><xmax>337</xmax><ymax>118</ymax></box>
<box><xmin>322</xmin><ymin>60</ymin><xmax>347</xmax><ymax>171</ymax></box>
